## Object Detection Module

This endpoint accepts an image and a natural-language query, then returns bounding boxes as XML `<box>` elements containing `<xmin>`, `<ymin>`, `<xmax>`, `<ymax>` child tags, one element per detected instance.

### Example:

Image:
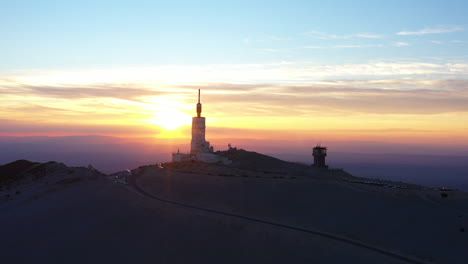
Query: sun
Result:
<box><xmin>150</xmin><ymin>108</ymin><xmax>191</xmax><ymax>130</ymax></box>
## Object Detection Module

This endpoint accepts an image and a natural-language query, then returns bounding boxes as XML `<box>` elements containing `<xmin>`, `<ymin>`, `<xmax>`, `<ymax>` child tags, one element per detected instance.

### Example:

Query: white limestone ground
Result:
<box><xmin>0</xmin><ymin>161</ymin><xmax>101</xmax><ymax>203</ymax></box>
<box><xmin>136</xmin><ymin>161</ymin><xmax>468</xmax><ymax>264</ymax></box>
<box><xmin>0</xmin><ymin>167</ymin><xmax>396</xmax><ymax>264</ymax></box>
<box><xmin>1</xmin><ymin>157</ymin><xmax>467</xmax><ymax>263</ymax></box>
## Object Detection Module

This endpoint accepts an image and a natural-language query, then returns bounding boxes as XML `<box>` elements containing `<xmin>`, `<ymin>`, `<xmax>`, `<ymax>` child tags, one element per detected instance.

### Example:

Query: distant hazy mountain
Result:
<box><xmin>1</xmin><ymin>135</ymin><xmax>467</xmax><ymax>191</ymax></box>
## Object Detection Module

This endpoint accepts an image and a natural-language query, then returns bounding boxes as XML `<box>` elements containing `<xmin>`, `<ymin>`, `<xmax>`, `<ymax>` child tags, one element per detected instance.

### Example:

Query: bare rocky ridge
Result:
<box><xmin>0</xmin><ymin>160</ymin><xmax>103</xmax><ymax>202</ymax></box>
<box><xmin>1</xmin><ymin>150</ymin><xmax>468</xmax><ymax>263</ymax></box>
<box><xmin>0</xmin><ymin>160</ymin><xmax>40</xmax><ymax>185</ymax></box>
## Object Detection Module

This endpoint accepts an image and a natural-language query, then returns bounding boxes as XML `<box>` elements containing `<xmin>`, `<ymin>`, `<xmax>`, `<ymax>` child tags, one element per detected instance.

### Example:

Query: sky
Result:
<box><xmin>1</xmin><ymin>0</ymin><xmax>468</xmax><ymax>154</ymax></box>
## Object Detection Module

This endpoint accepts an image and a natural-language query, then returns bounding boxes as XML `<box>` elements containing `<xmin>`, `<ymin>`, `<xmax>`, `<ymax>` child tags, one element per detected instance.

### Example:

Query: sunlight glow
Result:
<box><xmin>148</xmin><ymin>108</ymin><xmax>192</xmax><ymax>130</ymax></box>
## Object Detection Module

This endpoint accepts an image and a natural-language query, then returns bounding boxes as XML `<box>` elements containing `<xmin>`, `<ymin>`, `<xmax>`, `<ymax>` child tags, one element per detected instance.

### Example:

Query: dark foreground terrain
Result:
<box><xmin>1</xmin><ymin>150</ymin><xmax>468</xmax><ymax>264</ymax></box>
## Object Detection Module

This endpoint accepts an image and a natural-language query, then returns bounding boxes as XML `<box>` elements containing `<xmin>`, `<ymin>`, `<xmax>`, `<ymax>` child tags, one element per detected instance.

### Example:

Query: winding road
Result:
<box><xmin>128</xmin><ymin>170</ymin><xmax>431</xmax><ymax>264</ymax></box>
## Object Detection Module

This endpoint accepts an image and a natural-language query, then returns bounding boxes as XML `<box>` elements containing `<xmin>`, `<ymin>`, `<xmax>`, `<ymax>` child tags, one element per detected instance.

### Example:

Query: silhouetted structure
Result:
<box><xmin>191</xmin><ymin>89</ymin><xmax>212</xmax><ymax>154</ymax></box>
<box><xmin>313</xmin><ymin>146</ymin><xmax>328</xmax><ymax>168</ymax></box>
<box><xmin>172</xmin><ymin>90</ymin><xmax>230</xmax><ymax>164</ymax></box>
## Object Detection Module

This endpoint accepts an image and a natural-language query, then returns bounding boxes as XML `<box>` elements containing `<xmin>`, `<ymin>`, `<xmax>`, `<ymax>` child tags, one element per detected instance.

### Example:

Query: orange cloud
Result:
<box><xmin>1</xmin><ymin>76</ymin><xmax>468</xmax><ymax>149</ymax></box>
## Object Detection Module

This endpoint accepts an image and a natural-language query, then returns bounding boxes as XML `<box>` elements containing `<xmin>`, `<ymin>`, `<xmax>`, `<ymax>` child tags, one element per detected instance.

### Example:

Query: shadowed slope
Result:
<box><xmin>1</xmin><ymin>161</ymin><xmax>409</xmax><ymax>264</ymax></box>
<box><xmin>0</xmin><ymin>160</ymin><xmax>40</xmax><ymax>185</ymax></box>
<box><xmin>217</xmin><ymin>148</ymin><xmax>311</xmax><ymax>173</ymax></box>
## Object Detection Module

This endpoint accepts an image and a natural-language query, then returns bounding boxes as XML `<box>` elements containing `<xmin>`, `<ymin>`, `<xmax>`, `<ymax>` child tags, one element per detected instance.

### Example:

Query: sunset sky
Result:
<box><xmin>1</xmin><ymin>0</ymin><xmax>468</xmax><ymax>152</ymax></box>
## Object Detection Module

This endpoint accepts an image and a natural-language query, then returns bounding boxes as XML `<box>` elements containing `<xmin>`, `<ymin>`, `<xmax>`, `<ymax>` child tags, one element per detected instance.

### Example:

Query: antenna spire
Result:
<box><xmin>196</xmin><ymin>89</ymin><xmax>202</xmax><ymax>117</ymax></box>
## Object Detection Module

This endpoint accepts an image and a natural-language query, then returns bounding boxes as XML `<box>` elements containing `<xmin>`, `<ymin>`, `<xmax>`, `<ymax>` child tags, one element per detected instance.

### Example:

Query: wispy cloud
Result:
<box><xmin>393</xmin><ymin>42</ymin><xmax>410</xmax><ymax>47</ymax></box>
<box><xmin>0</xmin><ymin>118</ymin><xmax>162</xmax><ymax>136</ymax></box>
<box><xmin>334</xmin><ymin>44</ymin><xmax>383</xmax><ymax>48</ymax></box>
<box><xmin>3</xmin><ymin>78</ymin><xmax>468</xmax><ymax>119</ymax></box>
<box><xmin>2</xmin><ymin>62</ymin><xmax>468</xmax><ymax>87</ymax></box>
<box><xmin>243</xmin><ymin>35</ymin><xmax>288</xmax><ymax>44</ymax></box>
<box><xmin>261</xmin><ymin>48</ymin><xmax>282</xmax><ymax>53</ymax></box>
<box><xmin>304</xmin><ymin>44</ymin><xmax>383</xmax><ymax>49</ymax></box>
<box><xmin>303</xmin><ymin>46</ymin><xmax>325</xmax><ymax>49</ymax></box>
<box><xmin>397</xmin><ymin>26</ymin><xmax>463</xmax><ymax>36</ymax></box>
<box><xmin>266</xmin><ymin>35</ymin><xmax>288</xmax><ymax>41</ymax></box>
<box><xmin>354</xmin><ymin>33</ymin><xmax>385</xmax><ymax>39</ymax></box>
<box><xmin>303</xmin><ymin>30</ymin><xmax>384</xmax><ymax>39</ymax></box>
<box><xmin>2</xmin><ymin>76</ymin><xmax>468</xmax><ymax>139</ymax></box>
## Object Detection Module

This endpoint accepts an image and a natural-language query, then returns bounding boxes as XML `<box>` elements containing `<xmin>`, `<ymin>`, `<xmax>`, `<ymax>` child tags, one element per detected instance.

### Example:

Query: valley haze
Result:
<box><xmin>1</xmin><ymin>135</ymin><xmax>467</xmax><ymax>192</ymax></box>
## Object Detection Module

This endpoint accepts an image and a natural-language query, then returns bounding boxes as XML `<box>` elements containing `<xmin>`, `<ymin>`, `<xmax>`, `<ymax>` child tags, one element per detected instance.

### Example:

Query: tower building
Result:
<box><xmin>191</xmin><ymin>89</ymin><xmax>212</xmax><ymax>154</ymax></box>
<box><xmin>312</xmin><ymin>145</ymin><xmax>328</xmax><ymax>168</ymax></box>
<box><xmin>171</xmin><ymin>89</ymin><xmax>230</xmax><ymax>164</ymax></box>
